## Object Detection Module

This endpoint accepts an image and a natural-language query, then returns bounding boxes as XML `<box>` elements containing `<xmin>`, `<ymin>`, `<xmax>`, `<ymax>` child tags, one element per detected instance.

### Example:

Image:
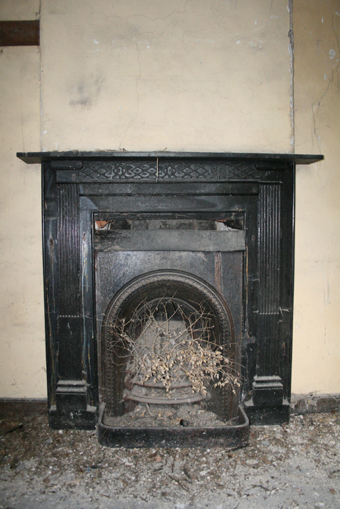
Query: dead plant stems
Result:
<box><xmin>109</xmin><ymin>297</ymin><xmax>240</xmax><ymax>397</ymax></box>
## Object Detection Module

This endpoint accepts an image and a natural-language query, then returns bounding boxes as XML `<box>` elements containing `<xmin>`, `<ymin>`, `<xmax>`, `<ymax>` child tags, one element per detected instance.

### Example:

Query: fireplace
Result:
<box><xmin>18</xmin><ymin>151</ymin><xmax>322</xmax><ymax>447</ymax></box>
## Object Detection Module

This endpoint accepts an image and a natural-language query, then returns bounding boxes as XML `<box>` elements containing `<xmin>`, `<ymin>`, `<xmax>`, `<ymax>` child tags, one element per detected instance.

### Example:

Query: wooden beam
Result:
<box><xmin>0</xmin><ymin>20</ymin><xmax>39</xmax><ymax>46</ymax></box>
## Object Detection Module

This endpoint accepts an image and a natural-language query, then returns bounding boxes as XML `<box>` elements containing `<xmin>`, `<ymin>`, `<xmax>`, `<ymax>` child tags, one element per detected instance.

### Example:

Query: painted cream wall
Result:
<box><xmin>0</xmin><ymin>0</ymin><xmax>339</xmax><ymax>399</ymax></box>
<box><xmin>40</xmin><ymin>0</ymin><xmax>293</xmax><ymax>152</ymax></box>
<box><xmin>292</xmin><ymin>0</ymin><xmax>340</xmax><ymax>393</ymax></box>
<box><xmin>0</xmin><ymin>0</ymin><xmax>44</xmax><ymax>397</ymax></box>
<box><xmin>0</xmin><ymin>0</ymin><xmax>40</xmax><ymax>21</ymax></box>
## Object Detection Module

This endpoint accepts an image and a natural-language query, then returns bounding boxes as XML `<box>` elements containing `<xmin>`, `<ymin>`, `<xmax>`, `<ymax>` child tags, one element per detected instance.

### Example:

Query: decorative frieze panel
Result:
<box><xmin>79</xmin><ymin>160</ymin><xmax>264</xmax><ymax>182</ymax></box>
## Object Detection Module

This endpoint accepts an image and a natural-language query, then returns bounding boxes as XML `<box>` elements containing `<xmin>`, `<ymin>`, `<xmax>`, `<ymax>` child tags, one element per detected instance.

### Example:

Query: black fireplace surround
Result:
<box><xmin>18</xmin><ymin>151</ymin><xmax>322</xmax><ymax>447</ymax></box>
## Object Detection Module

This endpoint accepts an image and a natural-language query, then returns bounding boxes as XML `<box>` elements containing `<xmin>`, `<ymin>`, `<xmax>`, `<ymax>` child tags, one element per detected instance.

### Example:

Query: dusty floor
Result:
<box><xmin>0</xmin><ymin>405</ymin><xmax>339</xmax><ymax>509</ymax></box>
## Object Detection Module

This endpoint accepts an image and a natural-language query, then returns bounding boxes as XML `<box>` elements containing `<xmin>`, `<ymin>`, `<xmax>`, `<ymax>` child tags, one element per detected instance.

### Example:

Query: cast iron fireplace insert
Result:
<box><xmin>18</xmin><ymin>151</ymin><xmax>322</xmax><ymax>448</ymax></box>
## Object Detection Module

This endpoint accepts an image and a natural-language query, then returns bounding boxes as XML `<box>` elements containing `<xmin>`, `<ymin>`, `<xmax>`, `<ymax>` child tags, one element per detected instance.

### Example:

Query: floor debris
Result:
<box><xmin>0</xmin><ymin>406</ymin><xmax>339</xmax><ymax>508</ymax></box>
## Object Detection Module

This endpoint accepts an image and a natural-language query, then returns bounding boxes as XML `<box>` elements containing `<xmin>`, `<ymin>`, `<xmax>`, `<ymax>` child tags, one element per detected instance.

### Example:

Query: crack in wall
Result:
<box><xmin>19</xmin><ymin>69</ymin><xmax>25</xmax><ymax>153</ymax></box>
<box><xmin>288</xmin><ymin>0</ymin><xmax>295</xmax><ymax>153</ymax></box>
<box><xmin>95</xmin><ymin>1</ymin><xmax>190</xmax><ymax>26</ymax></box>
<box><xmin>119</xmin><ymin>41</ymin><xmax>142</xmax><ymax>150</ymax></box>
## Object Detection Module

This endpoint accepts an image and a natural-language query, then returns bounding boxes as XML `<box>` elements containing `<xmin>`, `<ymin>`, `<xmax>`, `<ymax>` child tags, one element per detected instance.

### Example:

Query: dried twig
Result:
<box><xmin>110</xmin><ymin>297</ymin><xmax>240</xmax><ymax>397</ymax></box>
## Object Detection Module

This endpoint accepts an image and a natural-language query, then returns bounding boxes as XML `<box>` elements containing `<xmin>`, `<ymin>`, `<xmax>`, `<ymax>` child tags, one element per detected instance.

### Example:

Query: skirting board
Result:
<box><xmin>0</xmin><ymin>394</ymin><xmax>339</xmax><ymax>418</ymax></box>
<box><xmin>291</xmin><ymin>393</ymin><xmax>340</xmax><ymax>415</ymax></box>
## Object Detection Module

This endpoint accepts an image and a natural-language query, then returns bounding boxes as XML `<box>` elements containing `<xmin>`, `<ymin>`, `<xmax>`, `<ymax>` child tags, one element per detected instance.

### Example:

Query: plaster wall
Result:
<box><xmin>292</xmin><ymin>0</ymin><xmax>340</xmax><ymax>393</ymax></box>
<box><xmin>0</xmin><ymin>0</ymin><xmax>40</xmax><ymax>21</ymax></box>
<box><xmin>40</xmin><ymin>0</ymin><xmax>293</xmax><ymax>152</ymax></box>
<box><xmin>0</xmin><ymin>0</ymin><xmax>339</xmax><ymax>399</ymax></box>
<box><xmin>0</xmin><ymin>2</ymin><xmax>44</xmax><ymax>397</ymax></box>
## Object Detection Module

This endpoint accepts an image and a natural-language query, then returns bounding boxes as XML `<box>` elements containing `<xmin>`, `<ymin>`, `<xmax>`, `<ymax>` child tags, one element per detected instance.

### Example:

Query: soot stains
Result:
<box><xmin>69</xmin><ymin>73</ymin><xmax>104</xmax><ymax>108</ymax></box>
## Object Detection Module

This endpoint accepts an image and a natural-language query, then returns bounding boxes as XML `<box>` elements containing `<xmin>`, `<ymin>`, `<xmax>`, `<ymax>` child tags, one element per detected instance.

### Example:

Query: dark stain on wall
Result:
<box><xmin>69</xmin><ymin>74</ymin><xmax>105</xmax><ymax>108</ymax></box>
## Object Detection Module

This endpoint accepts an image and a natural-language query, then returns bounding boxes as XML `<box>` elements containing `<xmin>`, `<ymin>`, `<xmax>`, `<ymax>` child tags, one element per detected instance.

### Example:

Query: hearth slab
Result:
<box><xmin>98</xmin><ymin>404</ymin><xmax>249</xmax><ymax>449</ymax></box>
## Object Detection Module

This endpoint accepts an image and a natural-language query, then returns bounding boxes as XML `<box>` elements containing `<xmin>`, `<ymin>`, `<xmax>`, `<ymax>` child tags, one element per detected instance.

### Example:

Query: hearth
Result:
<box><xmin>18</xmin><ymin>151</ymin><xmax>322</xmax><ymax>447</ymax></box>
